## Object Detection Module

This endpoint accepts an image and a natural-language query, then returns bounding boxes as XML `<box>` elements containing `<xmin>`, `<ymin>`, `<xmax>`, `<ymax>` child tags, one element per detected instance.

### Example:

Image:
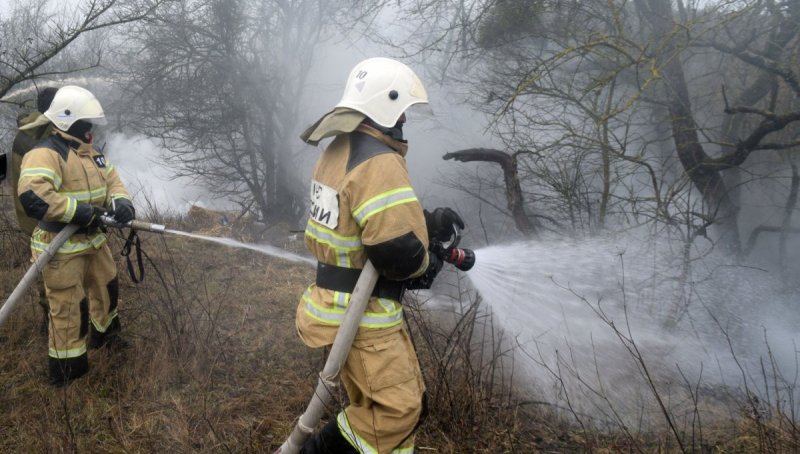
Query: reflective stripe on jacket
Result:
<box><xmin>298</xmin><ymin>124</ymin><xmax>429</xmax><ymax>345</ymax></box>
<box><xmin>18</xmin><ymin>130</ymin><xmax>131</xmax><ymax>256</ymax></box>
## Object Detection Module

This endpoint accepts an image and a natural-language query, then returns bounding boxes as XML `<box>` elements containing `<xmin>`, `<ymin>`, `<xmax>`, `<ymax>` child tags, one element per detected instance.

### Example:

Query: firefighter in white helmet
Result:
<box><xmin>17</xmin><ymin>85</ymin><xmax>134</xmax><ymax>385</ymax></box>
<box><xmin>298</xmin><ymin>58</ymin><xmax>464</xmax><ymax>453</ymax></box>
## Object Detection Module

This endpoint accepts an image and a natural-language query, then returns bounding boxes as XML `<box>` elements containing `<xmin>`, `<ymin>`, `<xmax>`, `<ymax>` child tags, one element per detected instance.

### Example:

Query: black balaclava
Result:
<box><xmin>364</xmin><ymin>116</ymin><xmax>406</xmax><ymax>143</ymax></box>
<box><xmin>67</xmin><ymin>119</ymin><xmax>93</xmax><ymax>143</ymax></box>
<box><xmin>37</xmin><ymin>87</ymin><xmax>58</xmax><ymax>114</ymax></box>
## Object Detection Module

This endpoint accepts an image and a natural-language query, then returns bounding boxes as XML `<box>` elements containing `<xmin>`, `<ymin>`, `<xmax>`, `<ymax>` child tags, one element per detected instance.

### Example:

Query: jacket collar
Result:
<box><xmin>53</xmin><ymin>130</ymin><xmax>94</xmax><ymax>155</ymax></box>
<box><xmin>355</xmin><ymin>124</ymin><xmax>408</xmax><ymax>157</ymax></box>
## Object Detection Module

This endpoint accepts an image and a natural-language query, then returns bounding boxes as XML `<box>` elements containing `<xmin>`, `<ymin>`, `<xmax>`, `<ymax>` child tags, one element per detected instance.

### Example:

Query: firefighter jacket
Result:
<box><xmin>17</xmin><ymin>129</ymin><xmax>131</xmax><ymax>256</ymax></box>
<box><xmin>12</xmin><ymin>112</ymin><xmax>55</xmax><ymax>236</ymax></box>
<box><xmin>298</xmin><ymin>123</ymin><xmax>430</xmax><ymax>346</ymax></box>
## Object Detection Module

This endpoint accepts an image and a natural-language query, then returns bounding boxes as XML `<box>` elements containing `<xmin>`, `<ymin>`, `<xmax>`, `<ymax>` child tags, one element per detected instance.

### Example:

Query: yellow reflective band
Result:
<box><xmin>391</xmin><ymin>448</ymin><xmax>414</xmax><ymax>454</ymax></box>
<box><xmin>48</xmin><ymin>344</ymin><xmax>87</xmax><ymax>359</ymax></box>
<box><xmin>337</xmin><ymin>251</ymin><xmax>351</xmax><ymax>267</ymax></box>
<box><xmin>337</xmin><ymin>412</ymin><xmax>379</xmax><ymax>454</ymax></box>
<box><xmin>303</xmin><ymin>289</ymin><xmax>345</xmax><ymax>326</ymax></box>
<box><xmin>91</xmin><ymin>310</ymin><xmax>118</xmax><ymax>333</ymax></box>
<box><xmin>110</xmin><ymin>193</ymin><xmax>131</xmax><ymax>201</ymax></box>
<box><xmin>32</xmin><ymin>232</ymin><xmax>107</xmax><ymax>255</ymax></box>
<box><xmin>378</xmin><ymin>298</ymin><xmax>395</xmax><ymax>313</ymax></box>
<box><xmin>20</xmin><ymin>167</ymin><xmax>62</xmax><ymax>189</ymax></box>
<box><xmin>305</xmin><ymin>220</ymin><xmax>363</xmax><ymax>252</ymax></box>
<box><xmin>334</xmin><ymin>291</ymin><xmax>348</xmax><ymax>311</ymax></box>
<box><xmin>104</xmin><ymin>163</ymin><xmax>115</xmax><ymax>176</ymax></box>
<box><xmin>59</xmin><ymin>197</ymin><xmax>77</xmax><ymax>223</ymax></box>
<box><xmin>303</xmin><ymin>289</ymin><xmax>403</xmax><ymax>329</ymax></box>
<box><xmin>61</xmin><ymin>187</ymin><xmax>107</xmax><ymax>203</ymax></box>
<box><xmin>367</xmin><ymin>297</ymin><xmax>404</xmax><ymax>329</ymax></box>
<box><xmin>352</xmin><ymin>187</ymin><xmax>417</xmax><ymax>227</ymax></box>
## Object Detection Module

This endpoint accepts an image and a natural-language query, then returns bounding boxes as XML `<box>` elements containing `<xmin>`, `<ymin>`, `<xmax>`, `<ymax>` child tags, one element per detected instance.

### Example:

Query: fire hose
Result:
<box><xmin>276</xmin><ymin>260</ymin><xmax>380</xmax><ymax>454</ymax></box>
<box><xmin>1</xmin><ymin>213</ymin><xmax>475</xmax><ymax>452</ymax></box>
<box><xmin>0</xmin><ymin>218</ymin><xmax>166</xmax><ymax>330</ymax></box>
<box><xmin>0</xmin><ymin>224</ymin><xmax>80</xmax><ymax>329</ymax></box>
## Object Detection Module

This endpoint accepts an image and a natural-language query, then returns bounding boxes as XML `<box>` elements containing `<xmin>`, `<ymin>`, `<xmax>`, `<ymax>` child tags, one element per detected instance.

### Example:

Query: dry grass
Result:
<box><xmin>0</xmin><ymin>192</ymin><xmax>319</xmax><ymax>452</ymax></box>
<box><xmin>2</xmin><ymin>188</ymin><xmax>799</xmax><ymax>453</ymax></box>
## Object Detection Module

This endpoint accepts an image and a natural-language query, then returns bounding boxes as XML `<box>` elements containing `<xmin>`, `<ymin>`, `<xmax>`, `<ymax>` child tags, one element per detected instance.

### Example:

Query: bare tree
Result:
<box><xmin>0</xmin><ymin>0</ymin><xmax>163</xmax><ymax>101</ymax></box>
<box><xmin>634</xmin><ymin>0</ymin><xmax>800</xmax><ymax>253</ymax></box>
<box><xmin>387</xmin><ymin>0</ymin><xmax>800</xmax><ymax>262</ymax></box>
<box><xmin>120</xmin><ymin>0</ymin><xmax>384</xmax><ymax>226</ymax></box>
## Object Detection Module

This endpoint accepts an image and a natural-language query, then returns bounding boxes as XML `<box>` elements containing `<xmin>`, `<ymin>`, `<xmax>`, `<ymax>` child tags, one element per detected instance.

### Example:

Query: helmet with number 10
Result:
<box><xmin>335</xmin><ymin>57</ymin><xmax>429</xmax><ymax>128</ymax></box>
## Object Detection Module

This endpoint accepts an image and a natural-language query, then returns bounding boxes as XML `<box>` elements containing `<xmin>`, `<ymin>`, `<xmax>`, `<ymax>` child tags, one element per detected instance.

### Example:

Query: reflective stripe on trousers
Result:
<box><xmin>48</xmin><ymin>344</ymin><xmax>87</xmax><ymax>359</ymax></box>
<box><xmin>337</xmin><ymin>412</ymin><xmax>414</xmax><ymax>454</ymax></box>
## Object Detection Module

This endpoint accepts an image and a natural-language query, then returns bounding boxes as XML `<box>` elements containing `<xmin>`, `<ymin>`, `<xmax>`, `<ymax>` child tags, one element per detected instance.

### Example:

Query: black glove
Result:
<box><xmin>424</xmin><ymin>207</ymin><xmax>465</xmax><ymax>243</ymax></box>
<box><xmin>73</xmin><ymin>203</ymin><xmax>107</xmax><ymax>235</ymax></box>
<box><xmin>112</xmin><ymin>198</ymin><xmax>135</xmax><ymax>224</ymax></box>
<box><xmin>86</xmin><ymin>206</ymin><xmax>107</xmax><ymax>230</ymax></box>
<box><xmin>403</xmin><ymin>254</ymin><xmax>443</xmax><ymax>290</ymax></box>
<box><xmin>92</xmin><ymin>207</ymin><xmax>108</xmax><ymax>227</ymax></box>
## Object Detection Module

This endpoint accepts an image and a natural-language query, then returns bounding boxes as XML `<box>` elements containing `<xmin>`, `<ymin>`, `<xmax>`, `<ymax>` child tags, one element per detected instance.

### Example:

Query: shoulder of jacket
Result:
<box><xmin>344</xmin><ymin>150</ymin><xmax>408</xmax><ymax>196</ymax></box>
<box><xmin>346</xmin><ymin>131</ymin><xmax>402</xmax><ymax>173</ymax></box>
<box><xmin>31</xmin><ymin>135</ymin><xmax>70</xmax><ymax>162</ymax></box>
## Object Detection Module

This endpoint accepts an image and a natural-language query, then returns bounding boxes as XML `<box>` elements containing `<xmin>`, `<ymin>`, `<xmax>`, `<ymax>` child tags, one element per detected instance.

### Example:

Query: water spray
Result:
<box><xmin>99</xmin><ymin>215</ymin><xmax>314</xmax><ymax>265</ymax></box>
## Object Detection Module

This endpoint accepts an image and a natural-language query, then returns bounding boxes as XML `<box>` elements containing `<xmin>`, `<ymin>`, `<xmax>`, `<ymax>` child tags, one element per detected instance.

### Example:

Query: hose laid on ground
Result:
<box><xmin>276</xmin><ymin>260</ymin><xmax>380</xmax><ymax>454</ymax></box>
<box><xmin>0</xmin><ymin>223</ymin><xmax>79</xmax><ymax>329</ymax></box>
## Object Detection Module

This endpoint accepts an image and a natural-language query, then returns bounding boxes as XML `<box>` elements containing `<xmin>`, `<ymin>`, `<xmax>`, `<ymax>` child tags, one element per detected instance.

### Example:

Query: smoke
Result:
<box><xmin>101</xmin><ymin>132</ymin><xmax>223</xmax><ymax>214</ymax></box>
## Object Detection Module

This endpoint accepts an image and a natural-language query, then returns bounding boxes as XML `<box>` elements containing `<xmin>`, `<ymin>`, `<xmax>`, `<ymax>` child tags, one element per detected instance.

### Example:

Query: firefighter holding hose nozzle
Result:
<box><xmin>17</xmin><ymin>85</ymin><xmax>135</xmax><ymax>386</ymax></box>
<box><xmin>296</xmin><ymin>57</ymin><xmax>472</xmax><ymax>454</ymax></box>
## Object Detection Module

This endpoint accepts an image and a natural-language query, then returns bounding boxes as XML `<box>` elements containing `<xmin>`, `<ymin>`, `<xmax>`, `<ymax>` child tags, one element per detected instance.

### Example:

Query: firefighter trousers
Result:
<box><xmin>41</xmin><ymin>243</ymin><xmax>120</xmax><ymax>384</ymax></box>
<box><xmin>337</xmin><ymin>327</ymin><xmax>424</xmax><ymax>454</ymax></box>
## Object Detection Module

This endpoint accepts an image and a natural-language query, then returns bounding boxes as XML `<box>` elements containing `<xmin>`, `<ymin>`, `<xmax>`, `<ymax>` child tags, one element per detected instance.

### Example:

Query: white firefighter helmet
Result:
<box><xmin>335</xmin><ymin>57</ymin><xmax>429</xmax><ymax>128</ymax></box>
<box><xmin>43</xmin><ymin>85</ymin><xmax>107</xmax><ymax>131</ymax></box>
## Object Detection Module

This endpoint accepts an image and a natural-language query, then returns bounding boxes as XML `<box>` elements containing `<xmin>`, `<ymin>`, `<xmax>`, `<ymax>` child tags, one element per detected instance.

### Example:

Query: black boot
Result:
<box><xmin>89</xmin><ymin>317</ymin><xmax>129</xmax><ymax>350</ymax></box>
<box><xmin>300</xmin><ymin>419</ymin><xmax>359</xmax><ymax>454</ymax></box>
<box><xmin>48</xmin><ymin>354</ymin><xmax>89</xmax><ymax>386</ymax></box>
